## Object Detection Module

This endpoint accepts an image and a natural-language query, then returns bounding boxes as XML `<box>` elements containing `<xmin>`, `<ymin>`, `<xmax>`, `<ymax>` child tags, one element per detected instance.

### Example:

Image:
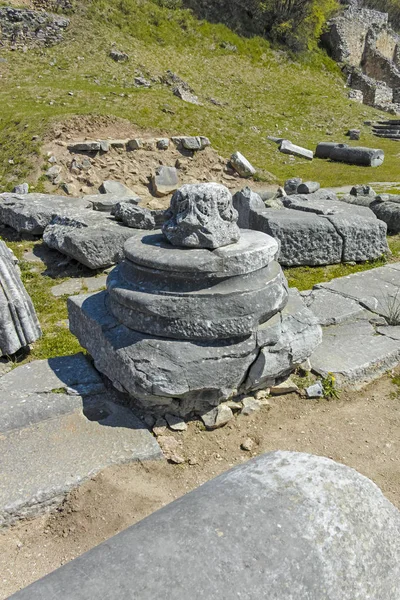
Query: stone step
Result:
<box><xmin>0</xmin><ymin>354</ymin><xmax>162</xmax><ymax>527</ymax></box>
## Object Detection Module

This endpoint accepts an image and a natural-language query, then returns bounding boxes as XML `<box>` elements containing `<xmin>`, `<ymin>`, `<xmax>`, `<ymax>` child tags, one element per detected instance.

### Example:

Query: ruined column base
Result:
<box><xmin>68</xmin><ymin>289</ymin><xmax>321</xmax><ymax>417</ymax></box>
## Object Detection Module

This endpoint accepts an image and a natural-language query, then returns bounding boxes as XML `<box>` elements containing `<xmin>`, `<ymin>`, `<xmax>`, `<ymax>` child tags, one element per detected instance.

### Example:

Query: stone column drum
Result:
<box><xmin>0</xmin><ymin>241</ymin><xmax>41</xmax><ymax>356</ymax></box>
<box><xmin>68</xmin><ymin>183</ymin><xmax>321</xmax><ymax>417</ymax></box>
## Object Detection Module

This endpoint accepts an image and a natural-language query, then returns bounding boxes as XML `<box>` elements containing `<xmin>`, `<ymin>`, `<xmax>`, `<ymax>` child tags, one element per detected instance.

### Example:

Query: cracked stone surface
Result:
<box><xmin>0</xmin><ymin>354</ymin><xmax>162</xmax><ymax>527</ymax></box>
<box><xmin>233</xmin><ymin>187</ymin><xmax>389</xmax><ymax>266</ymax></box>
<box><xmin>307</xmin><ymin>264</ymin><xmax>400</xmax><ymax>388</ymax></box>
<box><xmin>11</xmin><ymin>451</ymin><xmax>400</xmax><ymax>600</ymax></box>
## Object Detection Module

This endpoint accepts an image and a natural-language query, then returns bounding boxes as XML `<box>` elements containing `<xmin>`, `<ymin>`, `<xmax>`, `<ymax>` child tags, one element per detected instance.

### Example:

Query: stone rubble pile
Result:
<box><xmin>68</xmin><ymin>183</ymin><xmax>321</xmax><ymax>417</ymax></box>
<box><xmin>0</xmin><ymin>241</ymin><xmax>41</xmax><ymax>357</ymax></box>
<box><xmin>0</xmin><ymin>6</ymin><xmax>69</xmax><ymax>48</ymax></box>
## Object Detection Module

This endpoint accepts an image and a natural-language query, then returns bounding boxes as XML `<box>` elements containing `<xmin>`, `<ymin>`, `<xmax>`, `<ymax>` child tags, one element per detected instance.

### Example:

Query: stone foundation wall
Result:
<box><xmin>322</xmin><ymin>3</ymin><xmax>400</xmax><ymax>115</ymax></box>
<box><xmin>0</xmin><ymin>6</ymin><xmax>69</xmax><ymax>48</ymax></box>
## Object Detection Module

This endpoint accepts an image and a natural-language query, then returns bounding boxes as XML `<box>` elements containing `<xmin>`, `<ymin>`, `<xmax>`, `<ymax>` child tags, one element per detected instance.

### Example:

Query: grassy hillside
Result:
<box><xmin>0</xmin><ymin>0</ymin><xmax>398</xmax><ymax>192</ymax></box>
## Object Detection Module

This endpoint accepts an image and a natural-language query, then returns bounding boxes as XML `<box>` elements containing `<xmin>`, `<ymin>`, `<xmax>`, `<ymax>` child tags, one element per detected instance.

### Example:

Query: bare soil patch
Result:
<box><xmin>1</xmin><ymin>372</ymin><xmax>399</xmax><ymax>598</ymax></box>
<box><xmin>42</xmin><ymin>114</ymin><xmax>276</xmax><ymax>208</ymax></box>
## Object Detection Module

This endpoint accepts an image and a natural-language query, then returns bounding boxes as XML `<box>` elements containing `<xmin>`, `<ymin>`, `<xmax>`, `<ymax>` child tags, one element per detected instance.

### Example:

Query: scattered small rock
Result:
<box><xmin>157</xmin><ymin>435</ymin><xmax>185</xmax><ymax>463</ymax></box>
<box><xmin>165</xmin><ymin>413</ymin><xmax>187</xmax><ymax>432</ymax></box>
<box><xmin>12</xmin><ymin>183</ymin><xmax>29</xmax><ymax>194</ymax></box>
<box><xmin>153</xmin><ymin>418</ymin><xmax>168</xmax><ymax>437</ymax></box>
<box><xmin>297</xmin><ymin>181</ymin><xmax>320</xmax><ymax>195</ymax></box>
<box><xmin>306</xmin><ymin>381</ymin><xmax>324</xmax><ymax>399</ymax></box>
<box><xmin>46</xmin><ymin>165</ymin><xmax>62</xmax><ymax>183</ymax></box>
<box><xmin>241</xmin><ymin>397</ymin><xmax>262</xmax><ymax>416</ymax></box>
<box><xmin>157</xmin><ymin>138</ymin><xmax>170</xmax><ymax>150</ymax></box>
<box><xmin>134</xmin><ymin>77</ymin><xmax>151</xmax><ymax>88</ymax></box>
<box><xmin>270</xmin><ymin>377</ymin><xmax>299</xmax><ymax>396</ymax></box>
<box><xmin>201</xmin><ymin>404</ymin><xmax>233</xmax><ymax>430</ymax></box>
<box><xmin>241</xmin><ymin>438</ymin><xmax>254</xmax><ymax>452</ymax></box>
<box><xmin>173</xmin><ymin>86</ymin><xmax>201</xmax><ymax>105</ymax></box>
<box><xmin>230</xmin><ymin>151</ymin><xmax>256</xmax><ymax>177</ymax></box>
<box><xmin>110</xmin><ymin>49</ymin><xmax>129</xmax><ymax>62</ymax></box>
<box><xmin>152</xmin><ymin>165</ymin><xmax>179</xmax><ymax>197</ymax></box>
<box><xmin>99</xmin><ymin>180</ymin><xmax>135</xmax><ymax>196</ymax></box>
<box><xmin>284</xmin><ymin>177</ymin><xmax>302</xmax><ymax>195</ymax></box>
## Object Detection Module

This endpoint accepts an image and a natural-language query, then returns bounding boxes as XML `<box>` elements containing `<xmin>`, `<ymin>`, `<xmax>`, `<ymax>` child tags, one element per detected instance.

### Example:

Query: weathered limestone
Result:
<box><xmin>152</xmin><ymin>166</ymin><xmax>179</xmax><ymax>197</ymax></box>
<box><xmin>43</xmin><ymin>213</ymin><xmax>135</xmax><ymax>269</ymax></box>
<box><xmin>86</xmin><ymin>193</ymin><xmax>140</xmax><ymax>212</ymax></box>
<box><xmin>68</xmin><ymin>184</ymin><xmax>320</xmax><ymax>415</ymax></box>
<box><xmin>11</xmin><ymin>451</ymin><xmax>400</xmax><ymax>600</ymax></box>
<box><xmin>329</xmin><ymin>145</ymin><xmax>385</xmax><ymax>167</ymax></box>
<box><xmin>233</xmin><ymin>187</ymin><xmax>389</xmax><ymax>267</ymax></box>
<box><xmin>163</xmin><ymin>183</ymin><xmax>240</xmax><ymax>249</ymax></box>
<box><xmin>99</xmin><ymin>180</ymin><xmax>136</xmax><ymax>195</ymax></box>
<box><xmin>113</xmin><ymin>203</ymin><xmax>156</xmax><ymax>229</ymax></box>
<box><xmin>279</xmin><ymin>140</ymin><xmax>314</xmax><ymax>160</ymax></box>
<box><xmin>0</xmin><ymin>242</ymin><xmax>41</xmax><ymax>356</ymax></box>
<box><xmin>230</xmin><ymin>151</ymin><xmax>256</xmax><ymax>177</ymax></box>
<box><xmin>0</xmin><ymin>193</ymin><xmax>90</xmax><ymax>234</ymax></box>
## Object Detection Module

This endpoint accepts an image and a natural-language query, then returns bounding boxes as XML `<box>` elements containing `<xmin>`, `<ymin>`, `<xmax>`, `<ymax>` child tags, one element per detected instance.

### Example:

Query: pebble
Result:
<box><xmin>241</xmin><ymin>438</ymin><xmax>255</xmax><ymax>452</ymax></box>
<box><xmin>241</xmin><ymin>397</ymin><xmax>262</xmax><ymax>416</ymax></box>
<box><xmin>152</xmin><ymin>418</ymin><xmax>168</xmax><ymax>437</ymax></box>
<box><xmin>165</xmin><ymin>413</ymin><xmax>187</xmax><ymax>432</ymax></box>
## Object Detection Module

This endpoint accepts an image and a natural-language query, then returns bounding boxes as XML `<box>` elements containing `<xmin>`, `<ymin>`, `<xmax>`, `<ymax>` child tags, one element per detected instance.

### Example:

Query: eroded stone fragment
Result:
<box><xmin>0</xmin><ymin>242</ymin><xmax>41</xmax><ymax>356</ymax></box>
<box><xmin>162</xmin><ymin>183</ymin><xmax>240</xmax><ymax>249</ymax></box>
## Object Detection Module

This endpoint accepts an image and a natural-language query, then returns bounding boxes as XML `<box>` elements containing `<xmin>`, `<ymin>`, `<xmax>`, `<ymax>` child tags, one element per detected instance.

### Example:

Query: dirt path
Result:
<box><xmin>1</xmin><ymin>372</ymin><xmax>400</xmax><ymax>598</ymax></box>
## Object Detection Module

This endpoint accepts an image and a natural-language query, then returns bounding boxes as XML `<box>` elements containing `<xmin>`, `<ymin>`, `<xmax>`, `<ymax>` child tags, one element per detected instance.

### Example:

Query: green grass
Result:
<box><xmin>1</xmin><ymin>0</ymin><xmax>399</xmax><ymax>191</ymax></box>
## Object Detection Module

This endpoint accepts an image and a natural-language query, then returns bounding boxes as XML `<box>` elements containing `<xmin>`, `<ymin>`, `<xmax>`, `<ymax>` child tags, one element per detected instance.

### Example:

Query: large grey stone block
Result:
<box><xmin>10</xmin><ymin>451</ymin><xmax>400</xmax><ymax>600</ymax></box>
<box><xmin>0</xmin><ymin>193</ymin><xmax>90</xmax><ymax>234</ymax></box>
<box><xmin>43</xmin><ymin>213</ymin><xmax>135</xmax><ymax>269</ymax></box>
<box><xmin>326</xmin><ymin>213</ymin><xmax>388</xmax><ymax>262</ymax></box>
<box><xmin>251</xmin><ymin>209</ymin><xmax>343</xmax><ymax>266</ymax></box>
<box><xmin>370</xmin><ymin>200</ymin><xmax>400</xmax><ymax>233</ymax></box>
<box><xmin>0</xmin><ymin>241</ymin><xmax>41</xmax><ymax>356</ymax></box>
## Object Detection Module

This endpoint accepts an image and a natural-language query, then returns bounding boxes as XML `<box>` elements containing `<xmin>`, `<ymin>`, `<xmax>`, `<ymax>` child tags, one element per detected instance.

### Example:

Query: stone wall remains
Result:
<box><xmin>322</xmin><ymin>3</ymin><xmax>400</xmax><ymax>115</ymax></box>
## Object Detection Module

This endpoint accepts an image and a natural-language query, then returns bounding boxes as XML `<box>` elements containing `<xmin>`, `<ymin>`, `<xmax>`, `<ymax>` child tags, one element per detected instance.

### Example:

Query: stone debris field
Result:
<box><xmin>2</xmin><ymin>130</ymin><xmax>400</xmax><ymax>598</ymax></box>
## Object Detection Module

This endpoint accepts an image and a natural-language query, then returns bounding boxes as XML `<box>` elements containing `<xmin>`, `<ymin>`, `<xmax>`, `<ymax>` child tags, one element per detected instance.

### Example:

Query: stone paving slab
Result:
<box><xmin>51</xmin><ymin>275</ymin><xmax>107</xmax><ymax>297</ymax></box>
<box><xmin>0</xmin><ymin>401</ymin><xmax>161</xmax><ymax>527</ymax></box>
<box><xmin>308</xmin><ymin>264</ymin><xmax>400</xmax><ymax>388</ymax></box>
<box><xmin>0</xmin><ymin>354</ymin><xmax>162</xmax><ymax>526</ymax></box>
<box><xmin>310</xmin><ymin>320</ymin><xmax>400</xmax><ymax>388</ymax></box>
<box><xmin>316</xmin><ymin>264</ymin><xmax>400</xmax><ymax>318</ymax></box>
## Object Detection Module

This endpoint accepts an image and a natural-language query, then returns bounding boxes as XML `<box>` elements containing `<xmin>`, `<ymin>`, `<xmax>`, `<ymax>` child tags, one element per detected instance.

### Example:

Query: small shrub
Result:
<box><xmin>322</xmin><ymin>373</ymin><xmax>340</xmax><ymax>399</ymax></box>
